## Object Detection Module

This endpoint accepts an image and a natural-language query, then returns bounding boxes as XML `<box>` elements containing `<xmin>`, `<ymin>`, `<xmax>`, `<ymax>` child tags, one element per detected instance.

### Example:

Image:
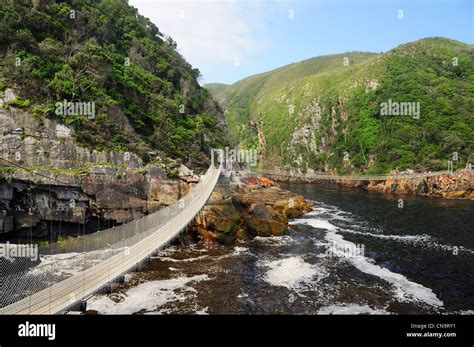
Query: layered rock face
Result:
<box><xmin>0</xmin><ymin>165</ymin><xmax>196</xmax><ymax>237</ymax></box>
<box><xmin>261</xmin><ymin>170</ymin><xmax>473</xmax><ymax>199</ymax></box>
<box><xmin>0</xmin><ymin>102</ymin><xmax>199</xmax><ymax>238</ymax></box>
<box><xmin>0</xmin><ymin>90</ymin><xmax>143</xmax><ymax>170</ymax></box>
<box><xmin>186</xmin><ymin>176</ymin><xmax>313</xmax><ymax>244</ymax></box>
<box><xmin>364</xmin><ymin>171</ymin><xmax>474</xmax><ymax>198</ymax></box>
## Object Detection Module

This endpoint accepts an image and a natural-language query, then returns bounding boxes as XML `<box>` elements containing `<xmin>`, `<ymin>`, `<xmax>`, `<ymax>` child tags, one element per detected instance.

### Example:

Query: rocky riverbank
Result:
<box><xmin>185</xmin><ymin>176</ymin><xmax>313</xmax><ymax>244</ymax></box>
<box><xmin>363</xmin><ymin>171</ymin><xmax>473</xmax><ymax>198</ymax></box>
<box><xmin>260</xmin><ymin>171</ymin><xmax>473</xmax><ymax>199</ymax></box>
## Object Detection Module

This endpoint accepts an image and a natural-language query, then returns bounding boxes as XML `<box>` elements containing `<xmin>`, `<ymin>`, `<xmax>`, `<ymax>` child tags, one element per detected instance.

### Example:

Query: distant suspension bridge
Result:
<box><xmin>254</xmin><ymin>168</ymin><xmax>471</xmax><ymax>182</ymax></box>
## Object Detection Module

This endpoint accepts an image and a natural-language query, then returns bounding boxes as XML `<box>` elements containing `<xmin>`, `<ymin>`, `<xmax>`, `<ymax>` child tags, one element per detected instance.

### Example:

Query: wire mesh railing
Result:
<box><xmin>0</xmin><ymin>164</ymin><xmax>221</xmax><ymax>314</ymax></box>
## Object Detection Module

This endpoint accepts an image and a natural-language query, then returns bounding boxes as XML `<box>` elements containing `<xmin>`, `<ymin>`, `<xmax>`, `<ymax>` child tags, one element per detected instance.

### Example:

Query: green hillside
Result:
<box><xmin>0</xmin><ymin>0</ymin><xmax>226</xmax><ymax>169</ymax></box>
<box><xmin>204</xmin><ymin>83</ymin><xmax>229</xmax><ymax>98</ymax></box>
<box><xmin>218</xmin><ymin>52</ymin><xmax>377</xmax><ymax>102</ymax></box>
<box><xmin>213</xmin><ymin>38</ymin><xmax>473</xmax><ymax>174</ymax></box>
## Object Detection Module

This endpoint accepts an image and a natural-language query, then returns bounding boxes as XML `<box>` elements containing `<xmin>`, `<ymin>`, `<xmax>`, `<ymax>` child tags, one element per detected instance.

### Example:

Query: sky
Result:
<box><xmin>128</xmin><ymin>0</ymin><xmax>473</xmax><ymax>85</ymax></box>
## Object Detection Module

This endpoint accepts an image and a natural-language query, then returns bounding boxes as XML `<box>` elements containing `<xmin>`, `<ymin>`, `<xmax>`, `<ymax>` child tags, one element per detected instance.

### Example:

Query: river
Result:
<box><xmin>87</xmin><ymin>183</ymin><xmax>474</xmax><ymax>315</ymax></box>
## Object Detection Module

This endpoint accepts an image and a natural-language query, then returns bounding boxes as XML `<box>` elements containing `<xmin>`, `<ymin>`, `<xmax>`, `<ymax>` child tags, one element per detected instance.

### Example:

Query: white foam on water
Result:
<box><xmin>252</xmin><ymin>235</ymin><xmax>294</xmax><ymax>246</ymax></box>
<box><xmin>157</xmin><ymin>255</ymin><xmax>210</xmax><ymax>263</ymax></box>
<box><xmin>306</xmin><ymin>207</ymin><xmax>332</xmax><ymax>216</ymax></box>
<box><xmin>87</xmin><ymin>274</ymin><xmax>209</xmax><ymax>314</ymax></box>
<box><xmin>327</xmin><ymin>225</ymin><xmax>443</xmax><ymax>307</ymax></box>
<box><xmin>425</xmin><ymin>242</ymin><xmax>474</xmax><ymax>255</ymax></box>
<box><xmin>237</xmin><ymin>289</ymin><xmax>249</xmax><ymax>298</ymax></box>
<box><xmin>297</xmin><ymin>215</ymin><xmax>444</xmax><ymax>308</ymax></box>
<box><xmin>210</xmin><ymin>246</ymin><xmax>252</xmax><ymax>261</ymax></box>
<box><xmin>330</xmin><ymin>214</ymin><xmax>354</xmax><ymax>222</ymax></box>
<box><xmin>260</xmin><ymin>256</ymin><xmax>328</xmax><ymax>289</ymax></box>
<box><xmin>156</xmin><ymin>245</ymin><xmax>181</xmax><ymax>257</ymax></box>
<box><xmin>30</xmin><ymin>248</ymin><xmax>125</xmax><ymax>278</ymax></box>
<box><xmin>296</xmin><ymin>218</ymin><xmax>337</xmax><ymax>231</ymax></box>
<box><xmin>317</xmin><ymin>304</ymin><xmax>390</xmax><ymax>315</ymax></box>
<box><xmin>232</xmin><ymin>246</ymin><xmax>249</xmax><ymax>255</ymax></box>
<box><xmin>313</xmin><ymin>240</ymin><xmax>330</xmax><ymax>247</ymax></box>
<box><xmin>152</xmin><ymin>245</ymin><xmax>250</xmax><ymax>265</ymax></box>
<box><xmin>340</xmin><ymin>228</ymin><xmax>433</xmax><ymax>243</ymax></box>
<box><xmin>339</xmin><ymin>228</ymin><xmax>474</xmax><ymax>255</ymax></box>
<box><xmin>189</xmin><ymin>244</ymin><xmax>210</xmax><ymax>253</ymax></box>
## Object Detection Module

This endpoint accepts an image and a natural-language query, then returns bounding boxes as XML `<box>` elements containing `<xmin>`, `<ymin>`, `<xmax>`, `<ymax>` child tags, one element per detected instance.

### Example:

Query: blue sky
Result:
<box><xmin>129</xmin><ymin>0</ymin><xmax>473</xmax><ymax>84</ymax></box>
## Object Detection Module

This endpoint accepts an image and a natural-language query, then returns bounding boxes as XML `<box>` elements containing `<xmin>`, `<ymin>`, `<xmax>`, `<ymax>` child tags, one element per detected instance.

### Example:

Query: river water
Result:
<box><xmin>87</xmin><ymin>183</ymin><xmax>474</xmax><ymax>315</ymax></box>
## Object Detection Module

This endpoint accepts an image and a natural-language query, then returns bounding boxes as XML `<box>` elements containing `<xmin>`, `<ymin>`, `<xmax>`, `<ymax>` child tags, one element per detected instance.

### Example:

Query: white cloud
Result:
<box><xmin>129</xmin><ymin>0</ymin><xmax>271</xmax><ymax>72</ymax></box>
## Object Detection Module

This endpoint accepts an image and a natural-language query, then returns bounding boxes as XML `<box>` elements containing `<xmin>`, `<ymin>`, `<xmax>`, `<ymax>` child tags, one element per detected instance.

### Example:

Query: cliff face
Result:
<box><xmin>0</xmin><ymin>90</ymin><xmax>142</xmax><ymax>169</ymax></box>
<box><xmin>0</xmin><ymin>0</ymin><xmax>227</xmax><ymax>169</ymax></box>
<box><xmin>0</xmin><ymin>91</ymin><xmax>201</xmax><ymax>238</ymax></box>
<box><xmin>364</xmin><ymin>171</ymin><xmax>474</xmax><ymax>198</ymax></box>
<box><xmin>0</xmin><ymin>0</ymin><xmax>228</xmax><ymax>239</ymax></box>
<box><xmin>0</xmin><ymin>164</ymin><xmax>192</xmax><ymax>237</ymax></box>
<box><xmin>260</xmin><ymin>171</ymin><xmax>474</xmax><ymax>199</ymax></box>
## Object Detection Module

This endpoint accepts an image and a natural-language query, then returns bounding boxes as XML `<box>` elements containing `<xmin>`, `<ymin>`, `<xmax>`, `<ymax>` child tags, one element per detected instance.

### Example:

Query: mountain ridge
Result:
<box><xmin>207</xmin><ymin>37</ymin><xmax>473</xmax><ymax>174</ymax></box>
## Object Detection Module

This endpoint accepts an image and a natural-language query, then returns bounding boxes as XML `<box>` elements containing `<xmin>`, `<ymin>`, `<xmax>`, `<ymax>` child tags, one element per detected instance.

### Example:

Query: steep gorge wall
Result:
<box><xmin>1</xmin><ymin>90</ymin><xmax>142</xmax><ymax>169</ymax></box>
<box><xmin>0</xmin><ymin>98</ymin><xmax>199</xmax><ymax>238</ymax></box>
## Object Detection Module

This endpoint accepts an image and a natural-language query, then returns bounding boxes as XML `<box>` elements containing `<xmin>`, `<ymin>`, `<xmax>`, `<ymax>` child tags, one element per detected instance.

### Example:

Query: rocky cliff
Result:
<box><xmin>364</xmin><ymin>171</ymin><xmax>473</xmax><ymax>198</ymax></box>
<box><xmin>0</xmin><ymin>0</ymin><xmax>228</xmax><ymax>239</ymax></box>
<box><xmin>260</xmin><ymin>170</ymin><xmax>474</xmax><ymax>199</ymax></box>
<box><xmin>0</xmin><ymin>91</ymin><xmax>201</xmax><ymax>238</ymax></box>
<box><xmin>0</xmin><ymin>0</ymin><xmax>227</xmax><ymax>169</ymax></box>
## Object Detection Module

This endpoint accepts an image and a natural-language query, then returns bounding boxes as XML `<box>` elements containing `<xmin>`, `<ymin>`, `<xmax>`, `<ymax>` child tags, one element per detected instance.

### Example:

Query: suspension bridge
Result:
<box><xmin>0</xmin><ymin>156</ymin><xmax>469</xmax><ymax>314</ymax></box>
<box><xmin>255</xmin><ymin>169</ymin><xmax>458</xmax><ymax>182</ymax></box>
<box><xmin>0</xmin><ymin>163</ymin><xmax>221</xmax><ymax>314</ymax></box>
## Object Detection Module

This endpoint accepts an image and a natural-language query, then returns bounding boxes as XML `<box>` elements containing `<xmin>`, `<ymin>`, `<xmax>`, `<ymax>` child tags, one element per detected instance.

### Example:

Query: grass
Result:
<box><xmin>0</xmin><ymin>165</ymin><xmax>91</xmax><ymax>176</ymax></box>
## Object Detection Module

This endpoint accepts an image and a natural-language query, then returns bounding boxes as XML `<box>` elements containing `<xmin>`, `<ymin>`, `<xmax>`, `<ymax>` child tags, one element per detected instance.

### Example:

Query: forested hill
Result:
<box><xmin>0</xmin><ymin>0</ymin><xmax>226</xmax><ymax>169</ymax></box>
<box><xmin>204</xmin><ymin>83</ymin><xmax>230</xmax><ymax>98</ymax></box>
<box><xmin>209</xmin><ymin>38</ymin><xmax>473</xmax><ymax>174</ymax></box>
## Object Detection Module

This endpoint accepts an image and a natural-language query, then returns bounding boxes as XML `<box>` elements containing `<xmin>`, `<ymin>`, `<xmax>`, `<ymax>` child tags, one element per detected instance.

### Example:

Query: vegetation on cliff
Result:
<box><xmin>209</xmin><ymin>38</ymin><xmax>473</xmax><ymax>174</ymax></box>
<box><xmin>0</xmin><ymin>0</ymin><xmax>226</xmax><ymax>169</ymax></box>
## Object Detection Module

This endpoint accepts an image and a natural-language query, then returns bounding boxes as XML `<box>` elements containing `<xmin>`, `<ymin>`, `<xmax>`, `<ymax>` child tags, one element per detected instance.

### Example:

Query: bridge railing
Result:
<box><xmin>0</xmin><ymin>164</ymin><xmax>221</xmax><ymax>314</ymax></box>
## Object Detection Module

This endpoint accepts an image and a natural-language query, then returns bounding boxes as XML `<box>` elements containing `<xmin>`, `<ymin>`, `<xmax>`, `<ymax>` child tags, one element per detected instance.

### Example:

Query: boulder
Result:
<box><xmin>187</xmin><ymin>176</ymin><xmax>313</xmax><ymax>243</ymax></box>
<box><xmin>178</xmin><ymin>164</ymin><xmax>200</xmax><ymax>183</ymax></box>
<box><xmin>244</xmin><ymin>209</ymin><xmax>288</xmax><ymax>237</ymax></box>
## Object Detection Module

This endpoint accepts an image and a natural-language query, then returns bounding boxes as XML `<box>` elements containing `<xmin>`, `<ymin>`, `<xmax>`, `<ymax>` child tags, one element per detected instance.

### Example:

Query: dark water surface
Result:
<box><xmin>88</xmin><ymin>183</ymin><xmax>474</xmax><ymax>314</ymax></box>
